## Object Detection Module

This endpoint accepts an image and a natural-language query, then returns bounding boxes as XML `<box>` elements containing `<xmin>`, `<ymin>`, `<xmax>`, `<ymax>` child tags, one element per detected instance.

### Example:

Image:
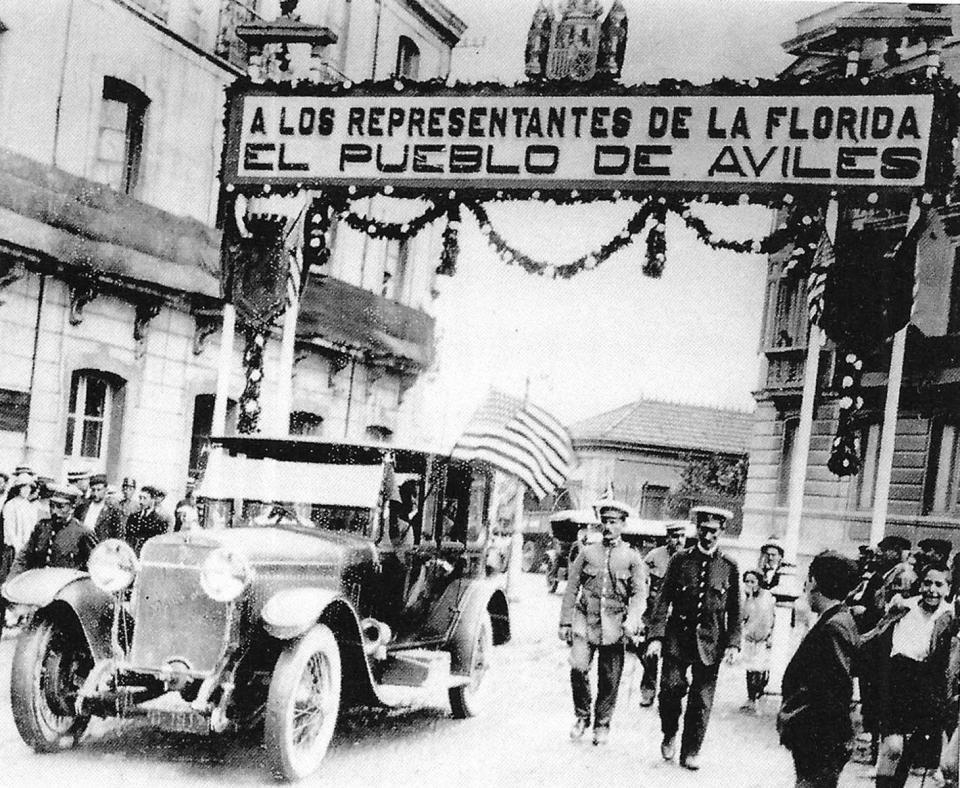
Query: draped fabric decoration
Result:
<box><xmin>819</xmin><ymin>214</ymin><xmax>924</xmax><ymax>476</ymax></box>
<box><xmin>437</xmin><ymin>202</ymin><xmax>461</xmax><ymax>276</ymax></box>
<box><xmin>643</xmin><ymin>199</ymin><xmax>668</xmax><ymax>278</ymax></box>
<box><xmin>237</xmin><ymin>327</ymin><xmax>267</xmax><ymax>434</ymax></box>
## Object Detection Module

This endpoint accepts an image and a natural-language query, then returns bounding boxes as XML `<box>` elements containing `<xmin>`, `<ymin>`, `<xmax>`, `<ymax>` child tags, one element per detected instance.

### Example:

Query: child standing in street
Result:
<box><xmin>740</xmin><ymin>568</ymin><xmax>776</xmax><ymax>713</ymax></box>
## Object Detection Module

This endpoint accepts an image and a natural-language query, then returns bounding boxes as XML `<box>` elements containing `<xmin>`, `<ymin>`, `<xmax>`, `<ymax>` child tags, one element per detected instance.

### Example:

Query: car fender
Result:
<box><xmin>427</xmin><ymin>578</ymin><xmax>511</xmax><ymax>675</ymax></box>
<box><xmin>261</xmin><ymin>587</ymin><xmax>356</xmax><ymax>641</ymax></box>
<box><xmin>1</xmin><ymin>568</ymin><xmax>115</xmax><ymax>661</ymax></box>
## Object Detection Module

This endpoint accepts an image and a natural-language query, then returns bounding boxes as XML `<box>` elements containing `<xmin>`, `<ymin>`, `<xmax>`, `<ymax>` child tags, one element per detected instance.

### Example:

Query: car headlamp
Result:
<box><xmin>89</xmin><ymin>539</ymin><xmax>140</xmax><ymax>593</ymax></box>
<box><xmin>200</xmin><ymin>547</ymin><xmax>253</xmax><ymax>603</ymax></box>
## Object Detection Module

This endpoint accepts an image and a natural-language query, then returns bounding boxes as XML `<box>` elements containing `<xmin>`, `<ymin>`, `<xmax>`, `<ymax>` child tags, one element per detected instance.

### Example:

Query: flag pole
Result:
<box><xmin>212</xmin><ymin>302</ymin><xmax>236</xmax><ymax>436</ymax></box>
<box><xmin>867</xmin><ymin>41</ymin><xmax>940</xmax><ymax>547</ymax></box>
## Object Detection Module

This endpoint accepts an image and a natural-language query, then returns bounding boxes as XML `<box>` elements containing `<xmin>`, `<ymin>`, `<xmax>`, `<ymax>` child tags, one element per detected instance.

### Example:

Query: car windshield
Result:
<box><xmin>201</xmin><ymin>498</ymin><xmax>372</xmax><ymax>534</ymax></box>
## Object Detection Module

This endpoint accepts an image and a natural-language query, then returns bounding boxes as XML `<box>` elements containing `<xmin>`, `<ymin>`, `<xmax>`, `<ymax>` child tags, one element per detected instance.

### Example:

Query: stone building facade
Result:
<box><xmin>0</xmin><ymin>0</ymin><xmax>464</xmax><ymax>498</ymax></box>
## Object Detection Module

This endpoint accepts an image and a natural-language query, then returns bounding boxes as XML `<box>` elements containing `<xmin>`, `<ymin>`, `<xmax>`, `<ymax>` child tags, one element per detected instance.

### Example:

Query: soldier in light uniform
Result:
<box><xmin>559</xmin><ymin>499</ymin><xmax>648</xmax><ymax>745</ymax></box>
<box><xmin>638</xmin><ymin>520</ymin><xmax>688</xmax><ymax>707</ymax></box>
<box><xmin>646</xmin><ymin>506</ymin><xmax>741</xmax><ymax>771</ymax></box>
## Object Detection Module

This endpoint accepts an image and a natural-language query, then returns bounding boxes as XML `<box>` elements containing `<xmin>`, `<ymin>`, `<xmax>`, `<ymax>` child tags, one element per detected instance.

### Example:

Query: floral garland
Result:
<box><xmin>237</xmin><ymin>328</ymin><xmax>266</xmax><ymax>434</ymax></box>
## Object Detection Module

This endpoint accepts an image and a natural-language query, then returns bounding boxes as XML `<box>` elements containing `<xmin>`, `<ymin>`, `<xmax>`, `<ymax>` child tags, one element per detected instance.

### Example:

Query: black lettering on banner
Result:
<box><xmin>468</xmin><ymin>107</ymin><xmax>487</xmax><ymax>137</ymax></box>
<box><xmin>244</xmin><ymin>142</ymin><xmax>274</xmax><ymax>170</ymax></box>
<box><xmin>611</xmin><ymin>107</ymin><xmax>631</xmax><ymax>138</ymax></box>
<box><xmin>388</xmin><ymin>107</ymin><xmax>405</xmax><ymax>136</ymax></box>
<box><xmin>490</xmin><ymin>107</ymin><xmax>508</xmax><ymax>137</ymax></box>
<box><xmin>450</xmin><ymin>144</ymin><xmax>482</xmax><ymax>172</ymax></box>
<box><xmin>317</xmin><ymin>107</ymin><xmax>334</xmax><ymax>136</ymax></box>
<box><xmin>788</xmin><ymin>107</ymin><xmax>809</xmax><ymax>139</ymax></box>
<box><xmin>448</xmin><ymin>107</ymin><xmax>466</xmax><ymax>137</ymax></box>
<box><xmin>249</xmin><ymin>106</ymin><xmax>266</xmax><ymax>135</ymax></box>
<box><xmin>708</xmin><ymin>107</ymin><xmax>726</xmax><ymax>139</ymax></box>
<box><xmin>571</xmin><ymin>106</ymin><xmax>588</xmax><ymax>137</ymax></box>
<box><xmin>836</xmin><ymin>107</ymin><xmax>858</xmax><ymax>141</ymax></box>
<box><xmin>368</xmin><ymin>106</ymin><xmax>385</xmax><ymax>136</ymax></box>
<box><xmin>278</xmin><ymin>143</ymin><xmax>308</xmax><ymax>171</ymax></box>
<box><xmin>525</xmin><ymin>144</ymin><xmax>559</xmax><ymax>173</ymax></box>
<box><xmin>408</xmin><ymin>107</ymin><xmax>425</xmax><ymax>137</ymax></box>
<box><xmin>298</xmin><ymin>107</ymin><xmax>316</xmax><ymax>135</ymax></box>
<box><xmin>811</xmin><ymin>107</ymin><xmax>833</xmax><ymax>140</ymax></box>
<box><xmin>791</xmin><ymin>148</ymin><xmax>829</xmax><ymax>179</ymax></box>
<box><xmin>594</xmin><ymin>145</ymin><xmax>629</xmax><ymax>175</ymax></box>
<box><xmin>707</xmin><ymin>146</ymin><xmax>746</xmax><ymax>177</ymax></box>
<box><xmin>547</xmin><ymin>107</ymin><xmax>566</xmax><ymax>137</ymax></box>
<box><xmin>743</xmin><ymin>146</ymin><xmax>778</xmax><ymax>176</ymax></box>
<box><xmin>526</xmin><ymin>107</ymin><xmax>543</xmax><ymax>138</ymax></box>
<box><xmin>880</xmin><ymin>147</ymin><xmax>921</xmax><ymax>179</ymax></box>
<box><xmin>871</xmin><ymin>107</ymin><xmax>893</xmax><ymax>138</ymax></box>
<box><xmin>347</xmin><ymin>107</ymin><xmax>364</xmax><ymax>136</ymax></box>
<box><xmin>279</xmin><ymin>107</ymin><xmax>294</xmax><ymax>135</ymax></box>
<box><xmin>672</xmin><ymin>106</ymin><xmax>692</xmax><ymax>139</ymax></box>
<box><xmin>591</xmin><ymin>106</ymin><xmax>610</xmax><ymax>138</ymax></box>
<box><xmin>896</xmin><ymin>107</ymin><xmax>920</xmax><ymax>139</ymax></box>
<box><xmin>634</xmin><ymin>144</ymin><xmax>671</xmax><ymax>176</ymax></box>
<box><xmin>378</xmin><ymin>144</ymin><xmax>410</xmax><ymax>173</ymax></box>
<box><xmin>412</xmin><ymin>144</ymin><xmax>443</xmax><ymax>173</ymax></box>
<box><xmin>765</xmin><ymin>107</ymin><xmax>787</xmax><ymax>139</ymax></box>
<box><xmin>486</xmin><ymin>145</ymin><xmax>520</xmax><ymax>174</ymax></box>
<box><xmin>428</xmin><ymin>106</ymin><xmax>445</xmax><ymax>137</ymax></box>
<box><xmin>730</xmin><ymin>107</ymin><xmax>750</xmax><ymax>139</ymax></box>
<box><xmin>339</xmin><ymin>143</ymin><xmax>371</xmax><ymax>171</ymax></box>
<box><xmin>512</xmin><ymin>106</ymin><xmax>529</xmax><ymax>137</ymax></box>
<box><xmin>648</xmin><ymin>107</ymin><xmax>669</xmax><ymax>139</ymax></box>
<box><xmin>836</xmin><ymin>146</ymin><xmax>876</xmax><ymax>178</ymax></box>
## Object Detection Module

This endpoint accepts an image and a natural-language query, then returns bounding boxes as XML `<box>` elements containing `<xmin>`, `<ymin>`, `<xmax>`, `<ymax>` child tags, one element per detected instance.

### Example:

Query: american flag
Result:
<box><xmin>240</xmin><ymin>191</ymin><xmax>309</xmax><ymax>309</ymax></box>
<box><xmin>452</xmin><ymin>390</ymin><xmax>575</xmax><ymax>500</ymax></box>
<box><xmin>807</xmin><ymin>229</ymin><xmax>834</xmax><ymax>326</ymax></box>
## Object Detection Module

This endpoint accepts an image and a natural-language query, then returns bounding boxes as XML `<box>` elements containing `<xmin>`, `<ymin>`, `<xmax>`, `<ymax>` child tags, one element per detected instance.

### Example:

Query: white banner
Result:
<box><xmin>225</xmin><ymin>92</ymin><xmax>934</xmax><ymax>191</ymax></box>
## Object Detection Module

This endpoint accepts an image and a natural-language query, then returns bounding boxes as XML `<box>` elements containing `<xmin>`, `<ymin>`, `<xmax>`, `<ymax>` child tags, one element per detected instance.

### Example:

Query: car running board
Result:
<box><xmin>378</xmin><ymin>648</ymin><xmax>451</xmax><ymax>688</ymax></box>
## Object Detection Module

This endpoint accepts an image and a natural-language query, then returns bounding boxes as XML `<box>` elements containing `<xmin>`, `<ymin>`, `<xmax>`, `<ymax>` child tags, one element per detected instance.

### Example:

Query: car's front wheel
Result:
<box><xmin>449</xmin><ymin>612</ymin><xmax>494</xmax><ymax>718</ymax></box>
<box><xmin>10</xmin><ymin>615</ymin><xmax>93</xmax><ymax>752</ymax></box>
<box><xmin>265</xmin><ymin>624</ymin><xmax>342</xmax><ymax>782</ymax></box>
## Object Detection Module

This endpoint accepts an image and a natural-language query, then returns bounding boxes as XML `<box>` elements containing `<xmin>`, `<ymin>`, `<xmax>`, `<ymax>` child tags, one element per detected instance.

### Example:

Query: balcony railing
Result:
<box><xmin>764</xmin><ymin>346</ymin><xmax>835</xmax><ymax>393</ymax></box>
<box><xmin>215</xmin><ymin>0</ymin><xmax>263</xmax><ymax>70</ymax></box>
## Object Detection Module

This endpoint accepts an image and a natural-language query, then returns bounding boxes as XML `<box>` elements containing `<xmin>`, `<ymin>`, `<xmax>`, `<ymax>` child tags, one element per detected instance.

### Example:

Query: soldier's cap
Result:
<box><xmin>141</xmin><ymin>484</ymin><xmax>166</xmax><ymax>499</ymax></box>
<box><xmin>14</xmin><ymin>464</ymin><xmax>34</xmax><ymax>477</ymax></box>
<box><xmin>89</xmin><ymin>473</ymin><xmax>108</xmax><ymax>487</ymax></box>
<box><xmin>47</xmin><ymin>483</ymin><xmax>81</xmax><ymax>505</ymax></box>
<box><xmin>592</xmin><ymin>498</ymin><xmax>632</xmax><ymax>520</ymax></box>
<box><xmin>665</xmin><ymin>521</ymin><xmax>688</xmax><ymax>536</ymax></box>
<box><xmin>761</xmin><ymin>537</ymin><xmax>785</xmax><ymax>555</ymax></box>
<box><xmin>877</xmin><ymin>535</ymin><xmax>911</xmax><ymax>552</ymax></box>
<box><xmin>918</xmin><ymin>538</ymin><xmax>952</xmax><ymax>555</ymax></box>
<box><xmin>691</xmin><ymin>506</ymin><xmax>733</xmax><ymax>529</ymax></box>
<box><xmin>122</xmin><ymin>477</ymin><xmax>137</xmax><ymax>489</ymax></box>
<box><xmin>12</xmin><ymin>472</ymin><xmax>36</xmax><ymax>489</ymax></box>
<box><xmin>66</xmin><ymin>468</ymin><xmax>91</xmax><ymax>481</ymax></box>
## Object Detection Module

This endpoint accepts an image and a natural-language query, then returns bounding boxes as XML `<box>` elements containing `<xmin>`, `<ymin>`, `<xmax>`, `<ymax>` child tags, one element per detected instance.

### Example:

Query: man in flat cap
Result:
<box><xmin>559</xmin><ymin>498</ymin><xmax>648</xmax><ymax>745</ymax></box>
<box><xmin>758</xmin><ymin>537</ymin><xmax>785</xmax><ymax>591</ymax></box>
<box><xmin>66</xmin><ymin>469</ymin><xmax>91</xmax><ymax>501</ymax></box>
<box><xmin>12</xmin><ymin>484</ymin><xmax>97</xmax><ymax>574</ymax></box>
<box><xmin>125</xmin><ymin>484</ymin><xmax>171</xmax><ymax>556</ymax></box>
<box><xmin>646</xmin><ymin>506</ymin><xmax>741</xmax><ymax>771</ymax></box>
<box><xmin>75</xmin><ymin>473</ymin><xmax>125</xmax><ymax>542</ymax></box>
<box><xmin>637</xmin><ymin>520</ymin><xmax>688</xmax><ymax>707</ymax></box>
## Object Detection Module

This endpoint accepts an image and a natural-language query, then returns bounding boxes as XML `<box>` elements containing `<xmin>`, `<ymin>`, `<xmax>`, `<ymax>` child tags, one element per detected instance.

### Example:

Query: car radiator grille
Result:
<box><xmin>127</xmin><ymin>549</ymin><xmax>230</xmax><ymax>675</ymax></box>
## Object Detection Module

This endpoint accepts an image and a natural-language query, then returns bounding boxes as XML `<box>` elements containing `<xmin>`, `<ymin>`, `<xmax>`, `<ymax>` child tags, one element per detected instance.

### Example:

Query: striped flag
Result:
<box><xmin>241</xmin><ymin>191</ymin><xmax>309</xmax><ymax>309</ymax></box>
<box><xmin>807</xmin><ymin>229</ymin><xmax>834</xmax><ymax>326</ymax></box>
<box><xmin>452</xmin><ymin>390</ymin><xmax>575</xmax><ymax>500</ymax></box>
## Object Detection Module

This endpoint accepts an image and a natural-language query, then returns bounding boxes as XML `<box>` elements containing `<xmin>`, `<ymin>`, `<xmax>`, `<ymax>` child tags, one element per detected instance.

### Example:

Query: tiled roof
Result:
<box><xmin>570</xmin><ymin>399</ymin><xmax>754</xmax><ymax>456</ymax></box>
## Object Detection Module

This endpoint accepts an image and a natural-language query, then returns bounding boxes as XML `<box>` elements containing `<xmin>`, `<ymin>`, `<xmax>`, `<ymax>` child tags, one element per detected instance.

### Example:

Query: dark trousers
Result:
<box><xmin>746</xmin><ymin>670</ymin><xmax>769</xmax><ymax>701</ymax></box>
<box><xmin>789</xmin><ymin>743</ymin><xmax>851</xmax><ymax>788</ymax></box>
<box><xmin>640</xmin><ymin>647</ymin><xmax>659</xmax><ymax>692</ymax></box>
<box><xmin>570</xmin><ymin>639</ymin><xmax>625</xmax><ymax>730</ymax></box>
<box><xmin>658</xmin><ymin>654</ymin><xmax>720</xmax><ymax>757</ymax></box>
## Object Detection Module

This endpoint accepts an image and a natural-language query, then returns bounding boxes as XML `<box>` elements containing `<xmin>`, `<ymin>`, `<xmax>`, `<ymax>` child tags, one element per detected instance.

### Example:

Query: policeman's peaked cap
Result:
<box><xmin>593</xmin><ymin>498</ymin><xmax>632</xmax><ymax>519</ymax></box>
<box><xmin>690</xmin><ymin>506</ymin><xmax>734</xmax><ymax>528</ymax></box>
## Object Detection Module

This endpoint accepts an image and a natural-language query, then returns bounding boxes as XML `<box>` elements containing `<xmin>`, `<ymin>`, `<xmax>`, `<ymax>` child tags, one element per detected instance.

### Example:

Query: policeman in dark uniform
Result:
<box><xmin>646</xmin><ymin>506</ymin><xmax>741</xmax><ymax>771</ymax></box>
<box><xmin>559</xmin><ymin>499</ymin><xmax>648</xmax><ymax>746</ymax></box>
<box><xmin>12</xmin><ymin>484</ymin><xmax>98</xmax><ymax>573</ymax></box>
<box><xmin>125</xmin><ymin>484</ymin><xmax>171</xmax><ymax>556</ymax></box>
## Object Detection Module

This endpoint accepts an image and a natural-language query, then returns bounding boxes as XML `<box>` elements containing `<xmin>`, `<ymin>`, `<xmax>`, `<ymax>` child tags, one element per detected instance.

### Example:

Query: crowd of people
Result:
<box><xmin>558</xmin><ymin>500</ymin><xmax>960</xmax><ymax>788</ymax></box>
<box><xmin>0</xmin><ymin>467</ymin><xmax>200</xmax><ymax>628</ymax></box>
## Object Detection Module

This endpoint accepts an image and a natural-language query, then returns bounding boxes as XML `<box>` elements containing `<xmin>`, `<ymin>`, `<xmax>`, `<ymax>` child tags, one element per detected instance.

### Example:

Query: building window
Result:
<box><xmin>65</xmin><ymin>370</ymin><xmax>125</xmax><ymax>474</ymax></box>
<box><xmin>924</xmin><ymin>417</ymin><xmax>960</xmax><ymax>514</ymax></box>
<box><xmin>189</xmin><ymin>394</ymin><xmax>237</xmax><ymax>476</ymax></box>
<box><xmin>95</xmin><ymin>77</ymin><xmax>148</xmax><ymax>195</ymax></box>
<box><xmin>290</xmin><ymin>410</ymin><xmax>324</xmax><ymax>437</ymax></box>
<box><xmin>853</xmin><ymin>421</ymin><xmax>883</xmax><ymax>510</ymax></box>
<box><xmin>381</xmin><ymin>238</ymin><xmax>409</xmax><ymax>300</ymax></box>
<box><xmin>395</xmin><ymin>36</ymin><xmax>420</xmax><ymax>79</ymax></box>
<box><xmin>640</xmin><ymin>483</ymin><xmax>669</xmax><ymax>519</ymax></box>
<box><xmin>768</xmin><ymin>272</ymin><xmax>805</xmax><ymax>348</ymax></box>
<box><xmin>776</xmin><ymin>417</ymin><xmax>799</xmax><ymax>506</ymax></box>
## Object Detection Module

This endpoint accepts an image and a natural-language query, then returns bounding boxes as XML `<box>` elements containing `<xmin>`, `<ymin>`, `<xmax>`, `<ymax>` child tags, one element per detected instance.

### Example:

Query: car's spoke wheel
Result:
<box><xmin>11</xmin><ymin>616</ymin><xmax>92</xmax><ymax>752</ymax></box>
<box><xmin>265</xmin><ymin>624</ymin><xmax>341</xmax><ymax>782</ymax></box>
<box><xmin>449</xmin><ymin>612</ymin><xmax>494</xmax><ymax>719</ymax></box>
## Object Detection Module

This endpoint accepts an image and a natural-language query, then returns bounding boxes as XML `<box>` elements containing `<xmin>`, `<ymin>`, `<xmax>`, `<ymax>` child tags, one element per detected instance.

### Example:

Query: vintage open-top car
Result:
<box><xmin>2</xmin><ymin>437</ymin><xmax>511</xmax><ymax>781</ymax></box>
